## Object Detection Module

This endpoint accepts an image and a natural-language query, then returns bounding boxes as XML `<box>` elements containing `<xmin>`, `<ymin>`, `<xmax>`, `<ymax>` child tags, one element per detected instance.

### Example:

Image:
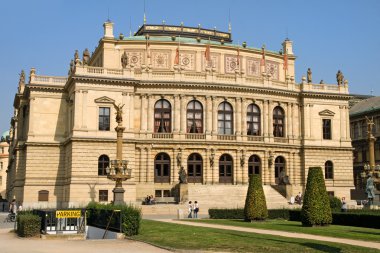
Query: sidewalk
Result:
<box><xmin>153</xmin><ymin>219</ymin><xmax>380</xmax><ymax>250</ymax></box>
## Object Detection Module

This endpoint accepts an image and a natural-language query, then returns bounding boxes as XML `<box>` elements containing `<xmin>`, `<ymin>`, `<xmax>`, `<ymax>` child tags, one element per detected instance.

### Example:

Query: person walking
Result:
<box><xmin>341</xmin><ymin>197</ymin><xmax>347</xmax><ymax>212</ymax></box>
<box><xmin>188</xmin><ymin>201</ymin><xmax>193</xmax><ymax>218</ymax></box>
<box><xmin>193</xmin><ymin>201</ymin><xmax>199</xmax><ymax>218</ymax></box>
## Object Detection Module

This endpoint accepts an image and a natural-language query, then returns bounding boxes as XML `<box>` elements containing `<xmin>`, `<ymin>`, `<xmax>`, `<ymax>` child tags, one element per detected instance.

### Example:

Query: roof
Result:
<box><xmin>350</xmin><ymin>96</ymin><xmax>380</xmax><ymax>117</ymax></box>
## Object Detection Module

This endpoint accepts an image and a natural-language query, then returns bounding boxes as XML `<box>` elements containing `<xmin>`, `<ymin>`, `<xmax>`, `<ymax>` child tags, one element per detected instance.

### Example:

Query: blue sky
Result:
<box><xmin>0</xmin><ymin>0</ymin><xmax>379</xmax><ymax>132</ymax></box>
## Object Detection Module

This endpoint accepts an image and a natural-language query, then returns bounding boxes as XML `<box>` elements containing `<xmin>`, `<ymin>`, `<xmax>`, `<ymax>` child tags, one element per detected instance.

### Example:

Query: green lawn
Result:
<box><xmin>186</xmin><ymin>219</ymin><xmax>380</xmax><ymax>242</ymax></box>
<box><xmin>131</xmin><ymin>220</ymin><xmax>380</xmax><ymax>253</ymax></box>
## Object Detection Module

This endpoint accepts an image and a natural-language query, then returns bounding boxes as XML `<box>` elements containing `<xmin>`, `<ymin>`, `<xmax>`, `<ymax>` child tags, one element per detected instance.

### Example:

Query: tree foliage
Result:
<box><xmin>244</xmin><ymin>174</ymin><xmax>268</xmax><ymax>221</ymax></box>
<box><xmin>301</xmin><ymin>167</ymin><xmax>332</xmax><ymax>226</ymax></box>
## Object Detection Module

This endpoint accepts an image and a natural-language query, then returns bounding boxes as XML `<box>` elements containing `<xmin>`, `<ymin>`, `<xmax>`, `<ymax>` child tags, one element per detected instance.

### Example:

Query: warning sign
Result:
<box><xmin>56</xmin><ymin>210</ymin><xmax>81</xmax><ymax>218</ymax></box>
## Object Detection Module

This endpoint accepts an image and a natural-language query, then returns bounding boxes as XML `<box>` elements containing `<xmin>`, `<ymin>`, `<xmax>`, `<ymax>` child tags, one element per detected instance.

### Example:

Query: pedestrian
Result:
<box><xmin>193</xmin><ymin>201</ymin><xmax>199</xmax><ymax>218</ymax></box>
<box><xmin>18</xmin><ymin>202</ymin><xmax>23</xmax><ymax>212</ymax></box>
<box><xmin>9</xmin><ymin>199</ymin><xmax>16</xmax><ymax>214</ymax></box>
<box><xmin>295</xmin><ymin>192</ymin><xmax>302</xmax><ymax>205</ymax></box>
<box><xmin>188</xmin><ymin>201</ymin><xmax>193</xmax><ymax>218</ymax></box>
<box><xmin>341</xmin><ymin>197</ymin><xmax>347</xmax><ymax>212</ymax></box>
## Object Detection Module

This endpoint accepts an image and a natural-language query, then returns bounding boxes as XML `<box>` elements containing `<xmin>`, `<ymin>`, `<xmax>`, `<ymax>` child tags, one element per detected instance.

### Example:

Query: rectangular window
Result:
<box><xmin>99</xmin><ymin>107</ymin><xmax>110</xmax><ymax>131</ymax></box>
<box><xmin>38</xmin><ymin>190</ymin><xmax>49</xmax><ymax>202</ymax></box>
<box><xmin>327</xmin><ymin>191</ymin><xmax>334</xmax><ymax>197</ymax></box>
<box><xmin>322</xmin><ymin>119</ymin><xmax>331</xmax><ymax>140</ymax></box>
<box><xmin>99</xmin><ymin>190</ymin><xmax>108</xmax><ymax>202</ymax></box>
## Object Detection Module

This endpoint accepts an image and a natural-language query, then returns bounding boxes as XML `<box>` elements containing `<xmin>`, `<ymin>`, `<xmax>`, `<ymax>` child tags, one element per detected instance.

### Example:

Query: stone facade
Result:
<box><xmin>6</xmin><ymin>22</ymin><xmax>354</xmax><ymax>208</ymax></box>
<box><xmin>0</xmin><ymin>136</ymin><xmax>9</xmax><ymax>198</ymax></box>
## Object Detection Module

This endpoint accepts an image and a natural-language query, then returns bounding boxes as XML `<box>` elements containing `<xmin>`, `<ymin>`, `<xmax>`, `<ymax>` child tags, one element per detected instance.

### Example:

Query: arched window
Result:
<box><xmin>274</xmin><ymin>156</ymin><xmax>286</xmax><ymax>184</ymax></box>
<box><xmin>219</xmin><ymin>154</ymin><xmax>233</xmax><ymax>184</ymax></box>
<box><xmin>98</xmin><ymin>155</ymin><xmax>110</xmax><ymax>176</ymax></box>
<box><xmin>248</xmin><ymin>155</ymin><xmax>261</xmax><ymax>175</ymax></box>
<box><xmin>218</xmin><ymin>102</ymin><xmax>233</xmax><ymax>135</ymax></box>
<box><xmin>154</xmin><ymin>99</ymin><xmax>171</xmax><ymax>133</ymax></box>
<box><xmin>247</xmin><ymin>104</ymin><xmax>261</xmax><ymax>136</ymax></box>
<box><xmin>325</xmin><ymin>161</ymin><xmax>334</xmax><ymax>179</ymax></box>
<box><xmin>273</xmin><ymin>106</ymin><xmax>285</xmax><ymax>137</ymax></box>
<box><xmin>187</xmin><ymin>100</ymin><xmax>203</xmax><ymax>133</ymax></box>
<box><xmin>187</xmin><ymin>153</ymin><xmax>203</xmax><ymax>183</ymax></box>
<box><xmin>154</xmin><ymin>153</ymin><xmax>170</xmax><ymax>183</ymax></box>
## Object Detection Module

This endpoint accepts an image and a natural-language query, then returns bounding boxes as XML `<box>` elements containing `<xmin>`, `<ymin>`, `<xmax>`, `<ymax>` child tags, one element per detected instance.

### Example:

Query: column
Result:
<box><xmin>180</xmin><ymin>95</ymin><xmax>186</xmax><ymax>134</ymax></box>
<box><xmin>204</xmin><ymin>149</ymin><xmax>211</xmax><ymax>184</ymax></box>
<box><xmin>28</xmin><ymin>97</ymin><xmax>35</xmax><ymax>135</ymax></box>
<box><xmin>292</xmin><ymin>103</ymin><xmax>298</xmax><ymax>138</ymax></box>
<box><xmin>292</xmin><ymin>152</ymin><xmax>296</xmax><ymax>185</ymax></box>
<box><xmin>172</xmin><ymin>149</ymin><xmax>176</xmax><ymax>183</ymax></box>
<box><xmin>235</xmin><ymin>98</ymin><xmax>241</xmax><ymax>136</ymax></box>
<box><xmin>138</xmin><ymin>147</ymin><xmax>143</xmax><ymax>182</ymax></box>
<box><xmin>287</xmin><ymin>103</ymin><xmax>293</xmax><ymax>138</ymax></box>
<box><xmin>205</xmin><ymin>96</ymin><xmax>212</xmax><ymax>134</ymax></box>
<box><xmin>140</xmin><ymin>95</ymin><xmax>147</xmax><ymax>132</ymax></box>
<box><xmin>73</xmin><ymin>90</ymin><xmax>82</xmax><ymax>130</ymax></box>
<box><xmin>345</xmin><ymin>106</ymin><xmax>350</xmax><ymax>139</ymax></box>
<box><xmin>234</xmin><ymin>150</ymin><xmax>239</xmax><ymax>184</ymax></box>
<box><xmin>212</xmin><ymin>97</ymin><xmax>218</xmax><ymax>135</ymax></box>
<box><xmin>304</xmin><ymin>104</ymin><xmax>310</xmax><ymax>138</ymax></box>
<box><xmin>339</xmin><ymin>105</ymin><xmax>345</xmax><ymax>140</ymax></box>
<box><xmin>263</xmin><ymin>151</ymin><xmax>269</xmax><ymax>185</ymax></box>
<box><xmin>241</xmin><ymin>99</ymin><xmax>247</xmax><ymax>136</ymax></box>
<box><xmin>174</xmin><ymin>95</ymin><xmax>180</xmax><ymax>133</ymax></box>
<box><xmin>81</xmin><ymin>90</ymin><xmax>88</xmax><ymax>129</ymax></box>
<box><xmin>146</xmin><ymin>147</ymin><xmax>151</xmax><ymax>182</ymax></box>
<box><xmin>147</xmin><ymin>95</ymin><xmax>153</xmax><ymax>133</ymax></box>
<box><xmin>129</xmin><ymin>94</ymin><xmax>135</xmax><ymax>131</ymax></box>
<box><xmin>122</xmin><ymin>92</ymin><xmax>129</xmax><ymax>130</ymax></box>
<box><xmin>309</xmin><ymin>104</ymin><xmax>313</xmax><ymax>139</ymax></box>
<box><xmin>263</xmin><ymin>100</ymin><xmax>268</xmax><ymax>136</ymax></box>
<box><xmin>268</xmin><ymin>101</ymin><xmax>273</xmax><ymax>137</ymax></box>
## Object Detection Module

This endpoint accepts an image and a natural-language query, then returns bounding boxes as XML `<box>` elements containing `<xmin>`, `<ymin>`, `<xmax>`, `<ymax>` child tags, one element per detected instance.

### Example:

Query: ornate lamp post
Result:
<box><xmin>360</xmin><ymin>117</ymin><xmax>380</xmax><ymax>205</ymax></box>
<box><xmin>105</xmin><ymin>103</ymin><xmax>132</xmax><ymax>205</ymax></box>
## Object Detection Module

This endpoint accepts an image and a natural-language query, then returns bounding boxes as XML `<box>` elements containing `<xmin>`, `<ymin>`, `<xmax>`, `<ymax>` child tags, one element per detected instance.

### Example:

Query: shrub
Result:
<box><xmin>209</xmin><ymin>208</ymin><xmax>244</xmax><ymax>219</ymax></box>
<box><xmin>301</xmin><ymin>167</ymin><xmax>332</xmax><ymax>226</ymax></box>
<box><xmin>332</xmin><ymin>212</ymin><xmax>380</xmax><ymax>229</ymax></box>
<box><xmin>329</xmin><ymin>196</ymin><xmax>342</xmax><ymax>212</ymax></box>
<box><xmin>87</xmin><ymin>202</ymin><xmax>141</xmax><ymax>236</ymax></box>
<box><xmin>244</xmin><ymin>174</ymin><xmax>268</xmax><ymax>221</ymax></box>
<box><xmin>17</xmin><ymin>213</ymin><xmax>41</xmax><ymax>237</ymax></box>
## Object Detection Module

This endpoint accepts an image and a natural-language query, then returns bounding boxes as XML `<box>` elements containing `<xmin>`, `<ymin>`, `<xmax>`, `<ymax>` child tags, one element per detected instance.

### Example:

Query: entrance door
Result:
<box><xmin>187</xmin><ymin>153</ymin><xmax>203</xmax><ymax>183</ymax></box>
<box><xmin>219</xmin><ymin>154</ymin><xmax>233</xmax><ymax>184</ymax></box>
<box><xmin>274</xmin><ymin>156</ymin><xmax>285</xmax><ymax>184</ymax></box>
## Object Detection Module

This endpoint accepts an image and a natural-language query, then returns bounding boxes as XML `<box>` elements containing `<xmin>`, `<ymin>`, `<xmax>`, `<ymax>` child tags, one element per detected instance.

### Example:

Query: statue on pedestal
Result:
<box><xmin>366</xmin><ymin>174</ymin><xmax>375</xmax><ymax>205</ymax></box>
<box><xmin>83</xmin><ymin>48</ymin><xmax>90</xmax><ymax>66</ymax></box>
<box><xmin>178</xmin><ymin>166</ymin><xmax>187</xmax><ymax>184</ymax></box>
<box><xmin>113</xmin><ymin>103</ymin><xmax>125</xmax><ymax>123</ymax></box>
<box><xmin>307</xmin><ymin>68</ymin><xmax>312</xmax><ymax>83</ymax></box>
<box><xmin>121</xmin><ymin>51</ymin><xmax>129</xmax><ymax>68</ymax></box>
<box><xmin>336</xmin><ymin>70</ymin><xmax>344</xmax><ymax>85</ymax></box>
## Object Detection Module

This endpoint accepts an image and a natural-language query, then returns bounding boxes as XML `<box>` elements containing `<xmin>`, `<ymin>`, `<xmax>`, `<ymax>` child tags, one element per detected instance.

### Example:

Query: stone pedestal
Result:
<box><xmin>113</xmin><ymin>187</ymin><xmax>125</xmax><ymax>205</ymax></box>
<box><xmin>179</xmin><ymin>184</ymin><xmax>188</xmax><ymax>204</ymax></box>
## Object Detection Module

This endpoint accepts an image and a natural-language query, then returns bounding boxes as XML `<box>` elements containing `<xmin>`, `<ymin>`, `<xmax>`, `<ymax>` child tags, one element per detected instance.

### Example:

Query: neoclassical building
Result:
<box><xmin>7</xmin><ymin>21</ymin><xmax>354</xmax><ymax>208</ymax></box>
<box><xmin>0</xmin><ymin>131</ymin><xmax>9</xmax><ymax>198</ymax></box>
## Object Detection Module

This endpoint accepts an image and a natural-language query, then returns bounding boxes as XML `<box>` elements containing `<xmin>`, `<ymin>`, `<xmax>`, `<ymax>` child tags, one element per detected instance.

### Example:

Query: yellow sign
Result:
<box><xmin>56</xmin><ymin>210</ymin><xmax>81</xmax><ymax>218</ymax></box>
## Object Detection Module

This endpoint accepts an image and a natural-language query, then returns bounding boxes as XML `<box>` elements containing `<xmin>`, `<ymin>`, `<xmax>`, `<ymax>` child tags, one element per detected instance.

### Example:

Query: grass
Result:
<box><xmin>186</xmin><ymin>219</ymin><xmax>380</xmax><ymax>242</ymax></box>
<box><xmin>131</xmin><ymin>220</ymin><xmax>380</xmax><ymax>253</ymax></box>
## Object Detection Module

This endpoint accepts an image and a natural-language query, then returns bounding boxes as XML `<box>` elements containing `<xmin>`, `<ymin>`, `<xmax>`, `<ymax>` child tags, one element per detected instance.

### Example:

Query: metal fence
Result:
<box><xmin>33</xmin><ymin>209</ymin><xmax>86</xmax><ymax>234</ymax></box>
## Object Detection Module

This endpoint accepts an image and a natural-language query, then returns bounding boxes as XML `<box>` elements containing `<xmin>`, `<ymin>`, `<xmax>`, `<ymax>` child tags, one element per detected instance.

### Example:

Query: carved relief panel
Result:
<box><xmin>202</xmin><ymin>53</ymin><xmax>219</xmax><ymax>72</ymax></box>
<box><xmin>151</xmin><ymin>50</ymin><xmax>171</xmax><ymax>69</ymax></box>
<box><xmin>179</xmin><ymin>51</ymin><xmax>196</xmax><ymax>71</ymax></box>
<box><xmin>224</xmin><ymin>55</ymin><xmax>241</xmax><ymax>74</ymax></box>
<box><xmin>266</xmin><ymin>61</ymin><xmax>279</xmax><ymax>80</ymax></box>
<box><xmin>125</xmin><ymin>51</ymin><xmax>144</xmax><ymax>68</ymax></box>
<box><xmin>246</xmin><ymin>57</ymin><xmax>260</xmax><ymax>76</ymax></box>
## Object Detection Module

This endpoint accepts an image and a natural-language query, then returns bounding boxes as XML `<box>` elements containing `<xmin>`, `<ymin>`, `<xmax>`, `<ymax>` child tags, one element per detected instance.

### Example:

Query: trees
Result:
<box><xmin>301</xmin><ymin>167</ymin><xmax>332</xmax><ymax>226</ymax></box>
<box><xmin>244</xmin><ymin>174</ymin><xmax>268</xmax><ymax>221</ymax></box>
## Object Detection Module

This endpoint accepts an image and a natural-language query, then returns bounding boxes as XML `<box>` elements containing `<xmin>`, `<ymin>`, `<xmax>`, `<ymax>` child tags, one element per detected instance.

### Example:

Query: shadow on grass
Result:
<box><xmin>220</xmin><ymin>230</ymin><xmax>342</xmax><ymax>252</ymax></box>
<box><xmin>349</xmin><ymin>230</ymin><xmax>380</xmax><ymax>236</ymax></box>
<box><xmin>232</xmin><ymin>219</ymin><xmax>303</xmax><ymax>228</ymax></box>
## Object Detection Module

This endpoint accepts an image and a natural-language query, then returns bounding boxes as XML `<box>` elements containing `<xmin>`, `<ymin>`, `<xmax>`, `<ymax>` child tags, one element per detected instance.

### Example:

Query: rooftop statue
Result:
<box><xmin>19</xmin><ymin>70</ymin><xmax>25</xmax><ymax>84</ymax></box>
<box><xmin>336</xmin><ymin>70</ymin><xmax>344</xmax><ymax>85</ymax></box>
<box><xmin>83</xmin><ymin>48</ymin><xmax>90</xmax><ymax>66</ymax></box>
<box><xmin>307</xmin><ymin>68</ymin><xmax>312</xmax><ymax>83</ymax></box>
<box><xmin>121</xmin><ymin>51</ymin><xmax>129</xmax><ymax>68</ymax></box>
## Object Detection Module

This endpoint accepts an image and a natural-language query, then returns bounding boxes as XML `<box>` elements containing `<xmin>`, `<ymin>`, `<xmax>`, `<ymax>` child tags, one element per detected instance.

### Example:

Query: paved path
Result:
<box><xmin>153</xmin><ymin>219</ymin><xmax>380</xmax><ymax>250</ymax></box>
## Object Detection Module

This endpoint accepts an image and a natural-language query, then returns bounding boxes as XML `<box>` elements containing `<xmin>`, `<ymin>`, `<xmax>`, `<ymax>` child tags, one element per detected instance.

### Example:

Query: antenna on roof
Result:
<box><xmin>143</xmin><ymin>0</ymin><xmax>147</xmax><ymax>24</ymax></box>
<box><xmin>228</xmin><ymin>8</ymin><xmax>232</xmax><ymax>33</ymax></box>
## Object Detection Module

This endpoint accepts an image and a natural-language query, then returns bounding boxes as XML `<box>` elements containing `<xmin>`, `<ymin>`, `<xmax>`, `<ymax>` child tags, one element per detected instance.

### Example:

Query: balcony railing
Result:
<box><xmin>274</xmin><ymin>137</ymin><xmax>289</xmax><ymax>143</ymax></box>
<box><xmin>247</xmin><ymin>136</ymin><xmax>264</xmax><ymax>142</ymax></box>
<box><xmin>185</xmin><ymin>133</ymin><xmax>206</xmax><ymax>140</ymax></box>
<box><xmin>217</xmin><ymin>135</ymin><xmax>236</xmax><ymax>141</ymax></box>
<box><xmin>152</xmin><ymin>133</ymin><xmax>173</xmax><ymax>139</ymax></box>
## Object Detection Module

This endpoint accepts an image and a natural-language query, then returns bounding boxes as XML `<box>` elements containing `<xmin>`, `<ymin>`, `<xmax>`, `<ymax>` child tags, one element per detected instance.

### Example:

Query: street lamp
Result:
<box><xmin>105</xmin><ymin>103</ymin><xmax>133</xmax><ymax>205</ymax></box>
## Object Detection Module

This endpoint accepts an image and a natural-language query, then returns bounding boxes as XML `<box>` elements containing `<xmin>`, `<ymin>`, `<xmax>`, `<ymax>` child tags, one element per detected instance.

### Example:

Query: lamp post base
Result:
<box><xmin>112</xmin><ymin>187</ymin><xmax>125</xmax><ymax>205</ymax></box>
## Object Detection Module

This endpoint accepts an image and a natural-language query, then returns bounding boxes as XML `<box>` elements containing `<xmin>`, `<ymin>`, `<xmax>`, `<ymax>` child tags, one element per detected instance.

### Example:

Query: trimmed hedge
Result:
<box><xmin>17</xmin><ymin>212</ymin><xmax>41</xmax><ymax>237</ymax></box>
<box><xmin>244</xmin><ymin>175</ymin><xmax>268</xmax><ymax>221</ymax></box>
<box><xmin>301</xmin><ymin>167</ymin><xmax>332</xmax><ymax>226</ymax></box>
<box><xmin>87</xmin><ymin>202</ymin><xmax>141</xmax><ymax>236</ymax></box>
<box><xmin>329</xmin><ymin>196</ymin><xmax>342</xmax><ymax>212</ymax></box>
<box><xmin>208</xmin><ymin>208</ymin><xmax>380</xmax><ymax>229</ymax></box>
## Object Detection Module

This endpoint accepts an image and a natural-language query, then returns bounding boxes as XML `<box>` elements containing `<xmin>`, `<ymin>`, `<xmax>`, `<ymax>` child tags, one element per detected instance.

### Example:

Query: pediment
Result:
<box><xmin>94</xmin><ymin>96</ymin><xmax>115</xmax><ymax>104</ymax></box>
<box><xmin>319</xmin><ymin>109</ymin><xmax>335</xmax><ymax>117</ymax></box>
